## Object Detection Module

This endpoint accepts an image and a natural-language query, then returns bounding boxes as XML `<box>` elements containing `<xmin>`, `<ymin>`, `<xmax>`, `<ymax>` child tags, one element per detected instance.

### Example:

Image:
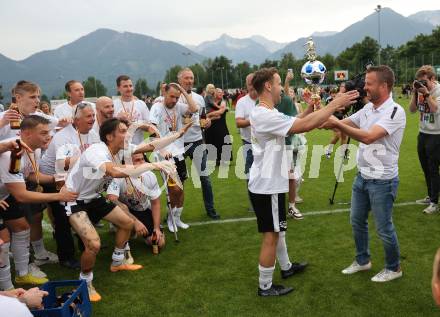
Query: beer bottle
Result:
<box><xmin>200</xmin><ymin>107</ymin><xmax>207</xmax><ymax>129</ymax></box>
<box><xmin>151</xmin><ymin>231</ymin><xmax>159</xmax><ymax>255</ymax></box>
<box><xmin>9</xmin><ymin>104</ymin><xmax>21</xmax><ymax>130</ymax></box>
<box><xmin>9</xmin><ymin>140</ymin><xmax>22</xmax><ymax>174</ymax></box>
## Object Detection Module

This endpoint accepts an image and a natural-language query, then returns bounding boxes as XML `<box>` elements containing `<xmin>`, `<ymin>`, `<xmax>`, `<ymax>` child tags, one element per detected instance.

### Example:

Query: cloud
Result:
<box><xmin>0</xmin><ymin>0</ymin><xmax>438</xmax><ymax>60</ymax></box>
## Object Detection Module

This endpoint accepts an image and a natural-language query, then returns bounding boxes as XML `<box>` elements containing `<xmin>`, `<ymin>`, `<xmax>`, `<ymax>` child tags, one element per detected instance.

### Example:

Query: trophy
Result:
<box><xmin>301</xmin><ymin>37</ymin><xmax>327</xmax><ymax>110</ymax></box>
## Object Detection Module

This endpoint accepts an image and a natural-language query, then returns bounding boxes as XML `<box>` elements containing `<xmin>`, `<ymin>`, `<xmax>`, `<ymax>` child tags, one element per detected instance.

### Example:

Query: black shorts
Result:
<box><xmin>174</xmin><ymin>157</ymin><xmax>188</xmax><ymax>182</ymax></box>
<box><xmin>0</xmin><ymin>195</ymin><xmax>26</xmax><ymax>222</ymax></box>
<box><xmin>68</xmin><ymin>196</ymin><xmax>116</xmax><ymax>224</ymax></box>
<box><xmin>130</xmin><ymin>208</ymin><xmax>162</xmax><ymax>237</ymax></box>
<box><xmin>249</xmin><ymin>192</ymin><xmax>287</xmax><ymax>233</ymax></box>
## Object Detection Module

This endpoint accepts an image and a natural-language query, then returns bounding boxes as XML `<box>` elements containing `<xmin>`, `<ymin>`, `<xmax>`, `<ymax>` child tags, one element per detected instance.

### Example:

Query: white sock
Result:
<box><xmin>79</xmin><ymin>271</ymin><xmax>93</xmax><ymax>284</ymax></box>
<box><xmin>0</xmin><ymin>242</ymin><xmax>13</xmax><ymax>290</ymax></box>
<box><xmin>276</xmin><ymin>232</ymin><xmax>292</xmax><ymax>271</ymax></box>
<box><xmin>258</xmin><ymin>264</ymin><xmax>275</xmax><ymax>290</ymax></box>
<box><xmin>327</xmin><ymin>144</ymin><xmax>334</xmax><ymax>152</ymax></box>
<box><xmin>288</xmin><ymin>202</ymin><xmax>295</xmax><ymax>209</ymax></box>
<box><xmin>175</xmin><ymin>207</ymin><xmax>183</xmax><ymax>218</ymax></box>
<box><xmin>31</xmin><ymin>238</ymin><xmax>47</xmax><ymax>258</ymax></box>
<box><xmin>11</xmin><ymin>229</ymin><xmax>30</xmax><ymax>277</ymax></box>
<box><xmin>111</xmin><ymin>247</ymin><xmax>125</xmax><ymax>266</ymax></box>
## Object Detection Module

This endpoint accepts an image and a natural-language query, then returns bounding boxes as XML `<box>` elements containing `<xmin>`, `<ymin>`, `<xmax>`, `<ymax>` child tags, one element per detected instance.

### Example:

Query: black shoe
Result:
<box><xmin>60</xmin><ymin>259</ymin><xmax>81</xmax><ymax>270</ymax></box>
<box><xmin>281</xmin><ymin>262</ymin><xmax>308</xmax><ymax>279</ymax></box>
<box><xmin>258</xmin><ymin>284</ymin><xmax>294</xmax><ymax>297</ymax></box>
<box><xmin>207</xmin><ymin>210</ymin><xmax>220</xmax><ymax>220</ymax></box>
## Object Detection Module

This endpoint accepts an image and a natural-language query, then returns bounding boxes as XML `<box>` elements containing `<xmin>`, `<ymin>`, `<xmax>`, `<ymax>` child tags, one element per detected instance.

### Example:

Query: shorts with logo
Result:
<box><xmin>249</xmin><ymin>192</ymin><xmax>287</xmax><ymax>232</ymax></box>
<box><xmin>173</xmin><ymin>156</ymin><xmax>188</xmax><ymax>182</ymax></box>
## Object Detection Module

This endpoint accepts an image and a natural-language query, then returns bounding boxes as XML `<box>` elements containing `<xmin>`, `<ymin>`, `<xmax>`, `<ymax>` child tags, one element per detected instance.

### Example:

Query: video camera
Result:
<box><xmin>344</xmin><ymin>62</ymin><xmax>373</xmax><ymax>113</ymax></box>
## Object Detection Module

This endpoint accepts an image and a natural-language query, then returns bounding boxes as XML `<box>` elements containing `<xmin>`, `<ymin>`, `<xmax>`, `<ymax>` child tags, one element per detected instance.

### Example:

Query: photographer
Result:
<box><xmin>409</xmin><ymin>65</ymin><xmax>440</xmax><ymax>214</ymax></box>
<box><xmin>322</xmin><ymin>65</ymin><xmax>406</xmax><ymax>282</ymax></box>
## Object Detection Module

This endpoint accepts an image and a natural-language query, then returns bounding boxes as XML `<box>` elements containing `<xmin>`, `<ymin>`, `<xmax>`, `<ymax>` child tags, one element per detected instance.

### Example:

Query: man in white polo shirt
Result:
<box><xmin>323</xmin><ymin>65</ymin><xmax>406</xmax><ymax>282</ymax></box>
<box><xmin>113</xmin><ymin>75</ymin><xmax>150</xmax><ymax>145</ymax></box>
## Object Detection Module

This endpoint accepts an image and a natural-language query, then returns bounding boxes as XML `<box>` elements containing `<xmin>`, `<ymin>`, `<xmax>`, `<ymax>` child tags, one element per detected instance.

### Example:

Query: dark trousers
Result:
<box><xmin>417</xmin><ymin>132</ymin><xmax>440</xmax><ymax>204</ymax></box>
<box><xmin>44</xmin><ymin>184</ymin><xmax>77</xmax><ymax>261</ymax></box>
<box><xmin>184</xmin><ymin>139</ymin><xmax>215</xmax><ymax>213</ymax></box>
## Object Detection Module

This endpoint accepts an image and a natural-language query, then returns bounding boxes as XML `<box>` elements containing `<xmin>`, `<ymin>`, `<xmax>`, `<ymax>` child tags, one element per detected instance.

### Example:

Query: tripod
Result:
<box><xmin>329</xmin><ymin>136</ymin><xmax>351</xmax><ymax>205</ymax></box>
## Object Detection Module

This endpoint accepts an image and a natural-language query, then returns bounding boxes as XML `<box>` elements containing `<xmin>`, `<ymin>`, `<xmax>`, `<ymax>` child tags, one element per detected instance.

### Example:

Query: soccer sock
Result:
<box><xmin>111</xmin><ymin>247</ymin><xmax>125</xmax><ymax>266</ymax></box>
<box><xmin>0</xmin><ymin>242</ymin><xmax>13</xmax><ymax>290</ymax></box>
<box><xmin>326</xmin><ymin>144</ymin><xmax>334</xmax><ymax>153</ymax></box>
<box><xmin>176</xmin><ymin>207</ymin><xmax>183</xmax><ymax>218</ymax></box>
<box><xmin>258</xmin><ymin>264</ymin><xmax>275</xmax><ymax>290</ymax></box>
<box><xmin>288</xmin><ymin>202</ymin><xmax>295</xmax><ymax>209</ymax></box>
<box><xmin>79</xmin><ymin>271</ymin><xmax>93</xmax><ymax>284</ymax></box>
<box><xmin>276</xmin><ymin>232</ymin><xmax>292</xmax><ymax>271</ymax></box>
<box><xmin>31</xmin><ymin>238</ymin><xmax>47</xmax><ymax>258</ymax></box>
<box><xmin>11</xmin><ymin>229</ymin><xmax>30</xmax><ymax>277</ymax></box>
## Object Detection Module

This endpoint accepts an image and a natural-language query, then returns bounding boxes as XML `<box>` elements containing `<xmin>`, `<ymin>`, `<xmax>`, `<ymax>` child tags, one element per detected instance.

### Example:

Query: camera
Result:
<box><xmin>343</xmin><ymin>63</ymin><xmax>372</xmax><ymax>113</ymax></box>
<box><xmin>414</xmin><ymin>79</ymin><xmax>428</xmax><ymax>89</ymax></box>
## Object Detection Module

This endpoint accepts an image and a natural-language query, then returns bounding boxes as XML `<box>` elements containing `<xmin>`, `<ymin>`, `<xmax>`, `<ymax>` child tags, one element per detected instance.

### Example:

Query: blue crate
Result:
<box><xmin>31</xmin><ymin>280</ymin><xmax>92</xmax><ymax>317</ymax></box>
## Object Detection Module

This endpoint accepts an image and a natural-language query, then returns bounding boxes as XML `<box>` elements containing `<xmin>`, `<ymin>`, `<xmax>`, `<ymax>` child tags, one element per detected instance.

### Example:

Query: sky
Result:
<box><xmin>0</xmin><ymin>0</ymin><xmax>439</xmax><ymax>60</ymax></box>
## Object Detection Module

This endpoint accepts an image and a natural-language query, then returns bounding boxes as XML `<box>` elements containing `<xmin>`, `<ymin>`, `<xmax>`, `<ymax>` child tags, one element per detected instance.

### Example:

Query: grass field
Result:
<box><xmin>40</xmin><ymin>96</ymin><xmax>440</xmax><ymax>316</ymax></box>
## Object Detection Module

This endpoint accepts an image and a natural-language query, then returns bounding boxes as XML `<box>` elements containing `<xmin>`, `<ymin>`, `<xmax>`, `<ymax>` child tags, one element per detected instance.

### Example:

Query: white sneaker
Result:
<box><xmin>175</xmin><ymin>217</ymin><xmax>189</xmax><ymax>229</ymax></box>
<box><xmin>371</xmin><ymin>269</ymin><xmax>402</xmax><ymax>282</ymax></box>
<box><xmin>167</xmin><ymin>212</ymin><xmax>177</xmax><ymax>233</ymax></box>
<box><xmin>416</xmin><ymin>196</ymin><xmax>431</xmax><ymax>205</ymax></box>
<box><xmin>341</xmin><ymin>261</ymin><xmax>372</xmax><ymax>274</ymax></box>
<box><xmin>288</xmin><ymin>205</ymin><xmax>304</xmax><ymax>220</ymax></box>
<box><xmin>28</xmin><ymin>262</ymin><xmax>48</xmax><ymax>278</ymax></box>
<box><xmin>34</xmin><ymin>250</ymin><xmax>59</xmax><ymax>266</ymax></box>
<box><xmin>423</xmin><ymin>203</ymin><xmax>438</xmax><ymax>214</ymax></box>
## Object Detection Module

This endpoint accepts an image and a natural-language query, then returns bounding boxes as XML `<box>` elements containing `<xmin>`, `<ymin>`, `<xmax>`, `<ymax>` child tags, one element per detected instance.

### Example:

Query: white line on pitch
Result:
<box><xmin>42</xmin><ymin>201</ymin><xmax>420</xmax><ymax>231</ymax></box>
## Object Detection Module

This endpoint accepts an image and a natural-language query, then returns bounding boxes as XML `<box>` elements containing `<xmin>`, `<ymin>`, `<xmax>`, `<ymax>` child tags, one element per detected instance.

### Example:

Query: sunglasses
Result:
<box><xmin>73</xmin><ymin>102</ymin><xmax>90</xmax><ymax>117</ymax></box>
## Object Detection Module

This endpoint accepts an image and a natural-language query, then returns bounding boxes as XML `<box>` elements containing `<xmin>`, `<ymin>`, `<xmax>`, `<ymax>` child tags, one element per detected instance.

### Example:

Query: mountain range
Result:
<box><xmin>0</xmin><ymin>8</ymin><xmax>439</xmax><ymax>99</ymax></box>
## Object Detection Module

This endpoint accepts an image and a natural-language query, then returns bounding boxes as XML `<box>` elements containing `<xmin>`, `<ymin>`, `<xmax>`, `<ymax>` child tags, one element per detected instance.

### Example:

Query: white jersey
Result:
<box><xmin>0</xmin><ymin>112</ymin><xmax>59</xmax><ymax>141</ymax></box>
<box><xmin>149</xmin><ymin>102</ymin><xmax>189</xmax><ymax>157</ymax></box>
<box><xmin>65</xmin><ymin>142</ymin><xmax>136</xmax><ymax>201</ymax></box>
<box><xmin>248</xmin><ymin>105</ymin><xmax>295</xmax><ymax>195</ymax></box>
<box><xmin>113</xmin><ymin>98</ymin><xmax>150</xmax><ymax>145</ymax></box>
<box><xmin>0</xmin><ymin>142</ymin><xmax>41</xmax><ymax>200</ymax></box>
<box><xmin>235</xmin><ymin>94</ymin><xmax>256</xmax><ymax>143</ymax></box>
<box><xmin>349</xmin><ymin>97</ymin><xmax>406</xmax><ymax>180</ymax></box>
<box><xmin>40</xmin><ymin>124</ymin><xmax>100</xmax><ymax>175</ymax></box>
<box><xmin>107</xmin><ymin>171</ymin><xmax>161</xmax><ymax>211</ymax></box>
<box><xmin>53</xmin><ymin>101</ymin><xmax>95</xmax><ymax>120</ymax></box>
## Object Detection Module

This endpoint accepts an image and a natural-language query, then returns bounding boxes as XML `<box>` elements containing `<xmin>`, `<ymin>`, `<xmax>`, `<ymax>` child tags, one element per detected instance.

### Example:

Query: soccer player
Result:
<box><xmin>149</xmin><ymin>83</ymin><xmax>199</xmax><ymax>232</ymax></box>
<box><xmin>107</xmin><ymin>152</ymin><xmax>165</xmax><ymax>251</ymax></box>
<box><xmin>64</xmin><ymin>117</ymin><xmax>190</xmax><ymax>301</ymax></box>
<box><xmin>0</xmin><ymin>116</ymin><xmax>78</xmax><ymax>290</ymax></box>
<box><xmin>40</xmin><ymin>102</ymin><xmax>100</xmax><ymax>269</ymax></box>
<box><xmin>249</xmin><ymin>68</ymin><xmax>358</xmax><ymax>296</ymax></box>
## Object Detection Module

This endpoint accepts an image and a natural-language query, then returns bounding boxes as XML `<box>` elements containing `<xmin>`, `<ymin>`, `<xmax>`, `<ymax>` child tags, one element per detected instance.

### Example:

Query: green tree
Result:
<box><xmin>82</xmin><ymin>76</ymin><xmax>107</xmax><ymax>97</ymax></box>
<box><xmin>134</xmin><ymin>78</ymin><xmax>150</xmax><ymax>99</ymax></box>
<box><xmin>163</xmin><ymin>65</ymin><xmax>183</xmax><ymax>83</ymax></box>
<box><xmin>40</xmin><ymin>94</ymin><xmax>50</xmax><ymax>102</ymax></box>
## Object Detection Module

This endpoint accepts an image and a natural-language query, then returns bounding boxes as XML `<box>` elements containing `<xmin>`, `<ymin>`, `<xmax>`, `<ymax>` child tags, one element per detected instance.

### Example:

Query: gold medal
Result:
<box><xmin>36</xmin><ymin>184</ymin><xmax>44</xmax><ymax>193</ymax></box>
